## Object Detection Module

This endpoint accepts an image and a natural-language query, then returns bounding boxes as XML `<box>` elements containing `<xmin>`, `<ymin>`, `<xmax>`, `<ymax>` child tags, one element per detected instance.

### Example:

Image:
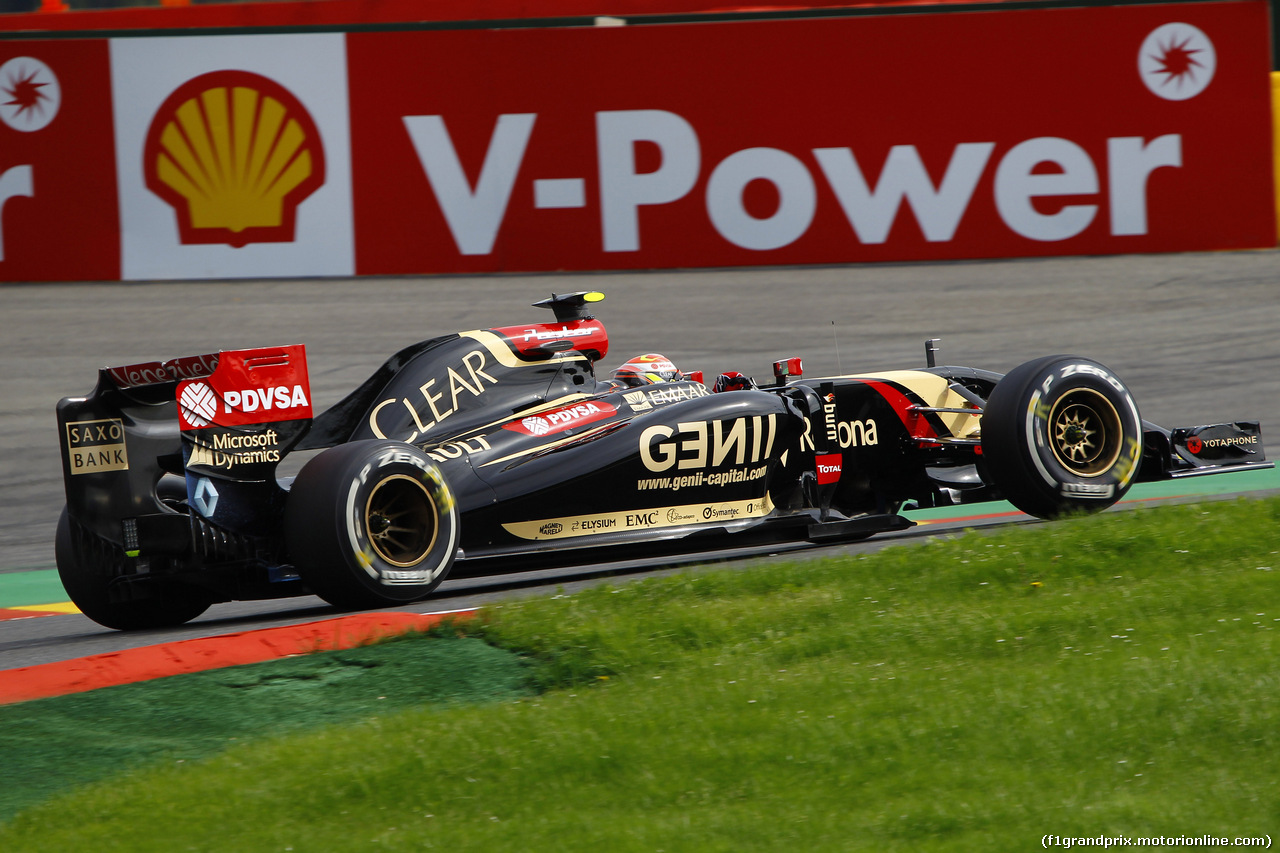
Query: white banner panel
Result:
<box><xmin>111</xmin><ymin>34</ymin><xmax>354</xmax><ymax>280</ymax></box>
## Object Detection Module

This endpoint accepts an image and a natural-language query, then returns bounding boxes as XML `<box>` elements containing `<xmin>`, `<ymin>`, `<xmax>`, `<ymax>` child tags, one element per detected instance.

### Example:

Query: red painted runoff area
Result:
<box><xmin>0</xmin><ymin>610</ymin><xmax>474</xmax><ymax>705</ymax></box>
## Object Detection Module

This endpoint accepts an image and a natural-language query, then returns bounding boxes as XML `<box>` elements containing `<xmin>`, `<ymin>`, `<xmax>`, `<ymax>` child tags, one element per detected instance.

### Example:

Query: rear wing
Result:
<box><xmin>57</xmin><ymin>346</ymin><xmax>312</xmax><ymax>545</ymax></box>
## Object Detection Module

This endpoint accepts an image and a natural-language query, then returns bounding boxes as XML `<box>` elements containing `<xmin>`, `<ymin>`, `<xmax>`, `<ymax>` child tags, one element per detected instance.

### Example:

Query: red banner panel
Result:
<box><xmin>348</xmin><ymin>1</ymin><xmax>1275</xmax><ymax>274</ymax></box>
<box><xmin>0</xmin><ymin>0</ymin><xmax>1000</xmax><ymax>34</ymax></box>
<box><xmin>0</xmin><ymin>40</ymin><xmax>119</xmax><ymax>281</ymax></box>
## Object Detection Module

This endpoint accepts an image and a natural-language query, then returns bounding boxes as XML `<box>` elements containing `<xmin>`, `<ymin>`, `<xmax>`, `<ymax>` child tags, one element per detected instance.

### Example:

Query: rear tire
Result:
<box><xmin>981</xmin><ymin>356</ymin><xmax>1143</xmax><ymax>519</ymax></box>
<box><xmin>56</xmin><ymin>507</ymin><xmax>213</xmax><ymax>631</ymax></box>
<box><xmin>285</xmin><ymin>440</ymin><xmax>459</xmax><ymax>610</ymax></box>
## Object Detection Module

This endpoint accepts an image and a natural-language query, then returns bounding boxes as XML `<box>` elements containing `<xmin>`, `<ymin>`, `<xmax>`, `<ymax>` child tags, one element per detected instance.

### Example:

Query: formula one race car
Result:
<box><xmin>56</xmin><ymin>292</ymin><xmax>1269</xmax><ymax>630</ymax></box>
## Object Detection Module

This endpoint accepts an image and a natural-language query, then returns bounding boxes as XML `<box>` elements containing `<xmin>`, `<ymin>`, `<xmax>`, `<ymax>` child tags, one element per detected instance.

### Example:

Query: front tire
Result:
<box><xmin>285</xmin><ymin>440</ymin><xmax>459</xmax><ymax>610</ymax></box>
<box><xmin>981</xmin><ymin>356</ymin><xmax>1143</xmax><ymax>519</ymax></box>
<box><xmin>56</xmin><ymin>507</ymin><xmax>213</xmax><ymax>631</ymax></box>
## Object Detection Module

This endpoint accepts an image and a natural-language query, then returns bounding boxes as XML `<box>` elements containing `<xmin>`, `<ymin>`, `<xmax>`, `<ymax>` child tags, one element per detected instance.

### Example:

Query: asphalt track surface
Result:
<box><xmin>3</xmin><ymin>250</ymin><xmax>1279</xmax><ymax>666</ymax></box>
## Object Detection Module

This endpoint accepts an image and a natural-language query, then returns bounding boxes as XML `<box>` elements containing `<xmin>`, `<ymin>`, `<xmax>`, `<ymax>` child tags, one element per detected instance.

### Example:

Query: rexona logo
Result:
<box><xmin>505</xmin><ymin>401</ymin><xmax>617</xmax><ymax>436</ymax></box>
<box><xmin>144</xmin><ymin>70</ymin><xmax>326</xmax><ymax>248</ymax></box>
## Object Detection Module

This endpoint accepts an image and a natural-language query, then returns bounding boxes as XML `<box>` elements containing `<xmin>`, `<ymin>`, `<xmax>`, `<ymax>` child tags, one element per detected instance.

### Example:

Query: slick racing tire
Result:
<box><xmin>285</xmin><ymin>440</ymin><xmax>459</xmax><ymax>610</ymax></box>
<box><xmin>55</xmin><ymin>507</ymin><xmax>213</xmax><ymax>631</ymax></box>
<box><xmin>981</xmin><ymin>356</ymin><xmax>1143</xmax><ymax>519</ymax></box>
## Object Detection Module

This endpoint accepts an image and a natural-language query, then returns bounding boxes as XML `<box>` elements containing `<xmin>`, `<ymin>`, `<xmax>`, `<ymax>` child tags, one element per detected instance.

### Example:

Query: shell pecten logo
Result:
<box><xmin>143</xmin><ymin>70</ymin><xmax>325</xmax><ymax>248</ymax></box>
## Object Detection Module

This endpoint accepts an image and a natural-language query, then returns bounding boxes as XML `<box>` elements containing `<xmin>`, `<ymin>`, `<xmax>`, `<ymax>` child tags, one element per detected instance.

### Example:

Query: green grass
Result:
<box><xmin>0</xmin><ymin>635</ymin><xmax>534</xmax><ymax>823</ymax></box>
<box><xmin>2</xmin><ymin>498</ymin><xmax>1279</xmax><ymax>851</ymax></box>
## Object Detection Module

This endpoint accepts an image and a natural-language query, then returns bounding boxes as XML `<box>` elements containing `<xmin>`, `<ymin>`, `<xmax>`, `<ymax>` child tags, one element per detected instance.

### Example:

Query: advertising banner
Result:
<box><xmin>0</xmin><ymin>41</ymin><xmax>119</xmax><ymax>282</ymax></box>
<box><xmin>347</xmin><ymin>1</ymin><xmax>1274</xmax><ymax>274</ymax></box>
<box><xmin>109</xmin><ymin>34</ymin><xmax>354</xmax><ymax>281</ymax></box>
<box><xmin>0</xmin><ymin>0</ymin><xmax>1271</xmax><ymax>281</ymax></box>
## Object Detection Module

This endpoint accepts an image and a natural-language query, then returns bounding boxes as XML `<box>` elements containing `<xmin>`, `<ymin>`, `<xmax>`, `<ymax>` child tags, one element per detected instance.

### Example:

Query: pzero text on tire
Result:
<box><xmin>981</xmin><ymin>356</ymin><xmax>1143</xmax><ymax>519</ymax></box>
<box><xmin>285</xmin><ymin>440</ymin><xmax>459</xmax><ymax>610</ymax></box>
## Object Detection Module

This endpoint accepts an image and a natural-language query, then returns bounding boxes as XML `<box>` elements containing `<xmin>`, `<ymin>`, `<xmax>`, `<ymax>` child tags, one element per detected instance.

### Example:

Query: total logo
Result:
<box><xmin>815</xmin><ymin>453</ymin><xmax>843</xmax><ymax>485</ymax></box>
<box><xmin>505</xmin><ymin>401</ymin><xmax>616</xmax><ymax>436</ymax></box>
<box><xmin>143</xmin><ymin>70</ymin><xmax>326</xmax><ymax>248</ymax></box>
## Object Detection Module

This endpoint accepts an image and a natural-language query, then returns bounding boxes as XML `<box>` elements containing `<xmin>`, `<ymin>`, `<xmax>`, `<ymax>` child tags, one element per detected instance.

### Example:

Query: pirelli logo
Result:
<box><xmin>65</xmin><ymin>418</ymin><xmax>129</xmax><ymax>475</ymax></box>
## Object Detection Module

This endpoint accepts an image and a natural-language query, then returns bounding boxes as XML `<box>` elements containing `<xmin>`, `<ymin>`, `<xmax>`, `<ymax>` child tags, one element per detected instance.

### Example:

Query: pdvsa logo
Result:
<box><xmin>143</xmin><ymin>70</ymin><xmax>326</xmax><ymax>248</ymax></box>
<box><xmin>178</xmin><ymin>380</ymin><xmax>310</xmax><ymax>429</ymax></box>
<box><xmin>179</xmin><ymin>381</ymin><xmax>219</xmax><ymax>428</ymax></box>
<box><xmin>505</xmin><ymin>401</ymin><xmax>617</xmax><ymax>436</ymax></box>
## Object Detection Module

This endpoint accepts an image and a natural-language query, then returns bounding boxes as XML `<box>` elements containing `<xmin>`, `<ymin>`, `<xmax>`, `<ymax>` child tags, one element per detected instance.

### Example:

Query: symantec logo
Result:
<box><xmin>143</xmin><ymin>70</ymin><xmax>326</xmax><ymax>248</ymax></box>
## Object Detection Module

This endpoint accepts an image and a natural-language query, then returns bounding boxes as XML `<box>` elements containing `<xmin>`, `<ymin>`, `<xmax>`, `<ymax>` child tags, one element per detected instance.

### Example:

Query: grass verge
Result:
<box><xmin>2</xmin><ymin>498</ymin><xmax>1278</xmax><ymax>850</ymax></box>
<box><xmin>0</xmin><ymin>635</ymin><xmax>534</xmax><ymax>823</ymax></box>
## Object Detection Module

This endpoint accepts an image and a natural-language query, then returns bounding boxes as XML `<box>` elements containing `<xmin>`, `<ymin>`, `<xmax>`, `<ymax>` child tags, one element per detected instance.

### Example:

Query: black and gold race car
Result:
<box><xmin>56</xmin><ymin>291</ymin><xmax>1268</xmax><ymax>630</ymax></box>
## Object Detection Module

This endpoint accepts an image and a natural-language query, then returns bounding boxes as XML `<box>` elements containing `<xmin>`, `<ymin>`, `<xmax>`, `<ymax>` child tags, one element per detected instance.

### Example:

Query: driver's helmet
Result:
<box><xmin>612</xmin><ymin>353</ymin><xmax>684</xmax><ymax>386</ymax></box>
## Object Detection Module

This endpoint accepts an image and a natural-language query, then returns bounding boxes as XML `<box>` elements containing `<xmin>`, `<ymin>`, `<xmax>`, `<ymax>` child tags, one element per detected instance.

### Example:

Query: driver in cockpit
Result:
<box><xmin>607</xmin><ymin>353</ymin><xmax>753</xmax><ymax>393</ymax></box>
<box><xmin>610</xmin><ymin>353</ymin><xmax>685</xmax><ymax>387</ymax></box>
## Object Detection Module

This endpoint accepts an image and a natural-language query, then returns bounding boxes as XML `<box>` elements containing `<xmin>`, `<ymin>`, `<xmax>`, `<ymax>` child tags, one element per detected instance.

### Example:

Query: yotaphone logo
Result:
<box><xmin>1140</xmin><ymin>23</ymin><xmax>1215</xmax><ymax>101</ymax></box>
<box><xmin>144</xmin><ymin>70</ymin><xmax>326</xmax><ymax>248</ymax></box>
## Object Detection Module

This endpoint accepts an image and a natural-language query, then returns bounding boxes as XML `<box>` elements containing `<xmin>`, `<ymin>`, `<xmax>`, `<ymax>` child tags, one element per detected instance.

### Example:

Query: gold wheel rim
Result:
<box><xmin>1047</xmin><ymin>388</ymin><xmax>1123</xmax><ymax>477</ymax></box>
<box><xmin>364</xmin><ymin>475</ymin><xmax>438</xmax><ymax>568</ymax></box>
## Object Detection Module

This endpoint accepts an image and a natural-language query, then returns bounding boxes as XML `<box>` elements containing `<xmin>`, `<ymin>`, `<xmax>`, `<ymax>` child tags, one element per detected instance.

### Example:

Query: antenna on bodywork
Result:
<box><xmin>533</xmin><ymin>291</ymin><xmax>605</xmax><ymax>322</ymax></box>
<box><xmin>925</xmin><ymin>338</ymin><xmax>940</xmax><ymax>368</ymax></box>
